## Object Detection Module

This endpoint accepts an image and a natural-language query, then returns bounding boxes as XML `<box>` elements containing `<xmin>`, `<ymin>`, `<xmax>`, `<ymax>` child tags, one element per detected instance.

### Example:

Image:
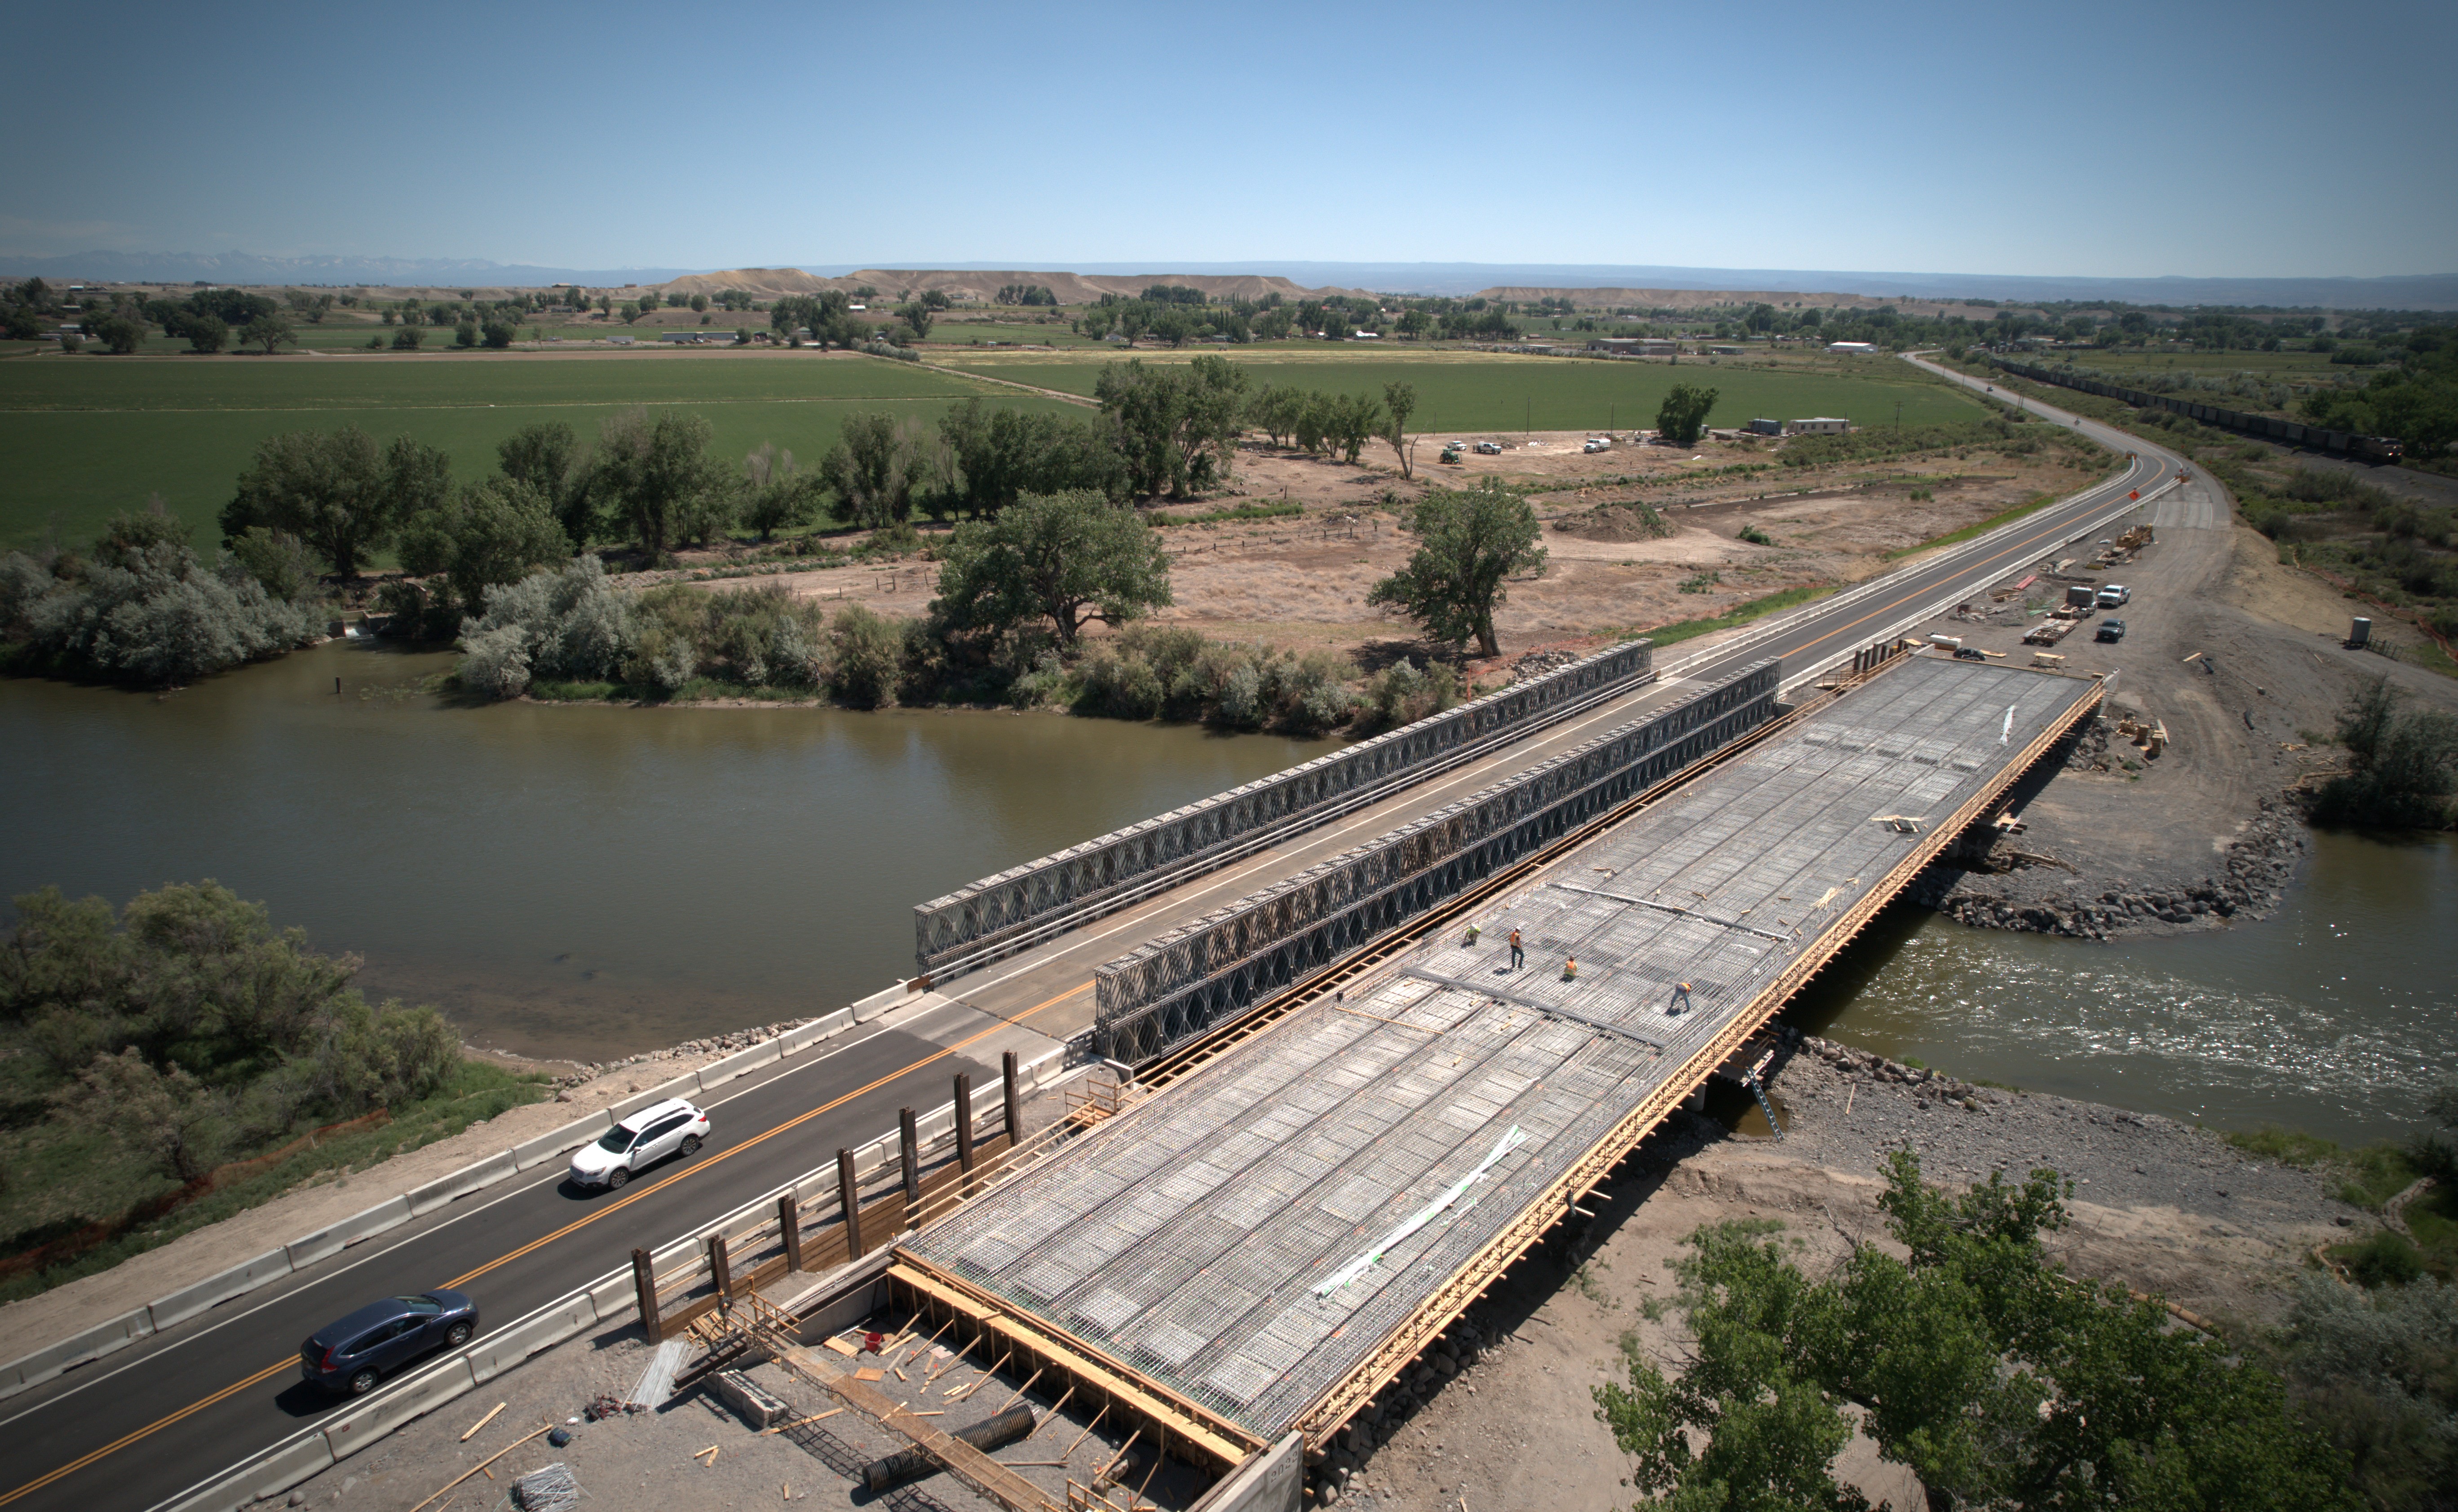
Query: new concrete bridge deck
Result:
<box><xmin>897</xmin><ymin>657</ymin><xmax>2102</xmax><ymax>1454</ymax></box>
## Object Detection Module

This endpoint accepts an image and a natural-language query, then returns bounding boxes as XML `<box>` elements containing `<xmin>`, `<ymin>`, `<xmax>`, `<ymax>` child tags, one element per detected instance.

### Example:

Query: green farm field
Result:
<box><xmin>0</xmin><ymin>350</ymin><xmax>1065</xmax><ymax>550</ymax></box>
<box><xmin>930</xmin><ymin>348</ymin><xmax>1988</xmax><ymax>436</ymax></box>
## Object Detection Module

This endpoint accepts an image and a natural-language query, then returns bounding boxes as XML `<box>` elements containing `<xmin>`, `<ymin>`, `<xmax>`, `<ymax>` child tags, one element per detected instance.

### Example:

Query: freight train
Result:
<box><xmin>1991</xmin><ymin>358</ymin><xmax>2403</xmax><ymax>462</ymax></box>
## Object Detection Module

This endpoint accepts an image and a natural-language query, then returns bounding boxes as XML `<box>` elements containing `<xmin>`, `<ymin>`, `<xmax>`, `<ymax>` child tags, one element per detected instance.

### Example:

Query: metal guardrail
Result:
<box><xmin>912</xmin><ymin>640</ymin><xmax>1656</xmax><ymax>974</ymax></box>
<box><xmin>1092</xmin><ymin>661</ymin><xmax>1781</xmax><ymax>1063</ymax></box>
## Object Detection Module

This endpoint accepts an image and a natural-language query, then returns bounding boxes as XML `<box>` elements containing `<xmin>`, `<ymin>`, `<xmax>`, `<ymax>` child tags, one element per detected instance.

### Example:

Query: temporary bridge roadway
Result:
<box><xmin>786</xmin><ymin>651</ymin><xmax>2107</xmax><ymax>1508</ymax></box>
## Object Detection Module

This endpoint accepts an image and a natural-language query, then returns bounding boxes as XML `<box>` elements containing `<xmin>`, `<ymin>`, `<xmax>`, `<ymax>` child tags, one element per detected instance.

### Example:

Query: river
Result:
<box><xmin>0</xmin><ymin>641</ymin><xmax>1333</xmax><ymax>1062</ymax></box>
<box><xmin>3</xmin><ymin>643</ymin><xmax>2449</xmax><ymax>1144</ymax></box>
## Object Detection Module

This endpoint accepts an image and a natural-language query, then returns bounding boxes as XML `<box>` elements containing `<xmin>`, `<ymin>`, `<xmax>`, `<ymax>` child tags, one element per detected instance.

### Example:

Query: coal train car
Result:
<box><xmin>1992</xmin><ymin>359</ymin><xmax>2402</xmax><ymax>462</ymax></box>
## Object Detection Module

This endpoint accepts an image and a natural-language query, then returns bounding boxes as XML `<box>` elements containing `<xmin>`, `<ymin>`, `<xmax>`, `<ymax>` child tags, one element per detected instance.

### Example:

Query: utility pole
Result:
<box><xmin>1894</xmin><ymin>400</ymin><xmax>1903</xmax><ymax>429</ymax></box>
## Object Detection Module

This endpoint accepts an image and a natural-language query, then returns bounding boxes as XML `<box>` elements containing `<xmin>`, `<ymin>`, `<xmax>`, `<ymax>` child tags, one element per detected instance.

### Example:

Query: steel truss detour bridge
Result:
<box><xmin>889</xmin><ymin>655</ymin><xmax>2103</xmax><ymax>1479</ymax></box>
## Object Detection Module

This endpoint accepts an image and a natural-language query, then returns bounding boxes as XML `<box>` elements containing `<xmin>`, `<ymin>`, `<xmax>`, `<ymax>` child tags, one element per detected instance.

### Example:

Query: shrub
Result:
<box><xmin>2344</xmin><ymin>1230</ymin><xmax>2427</xmax><ymax>1288</ymax></box>
<box><xmin>0</xmin><ymin>517</ymin><xmax>320</xmax><ymax>685</ymax></box>
<box><xmin>827</xmin><ymin>604</ymin><xmax>903</xmax><ymax>707</ymax></box>
<box><xmin>455</xmin><ymin>555</ymin><xmax>637</xmax><ymax>699</ymax></box>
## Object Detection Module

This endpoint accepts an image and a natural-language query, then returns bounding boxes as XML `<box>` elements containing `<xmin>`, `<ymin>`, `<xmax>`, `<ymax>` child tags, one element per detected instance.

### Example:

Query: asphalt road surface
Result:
<box><xmin>0</xmin><ymin>363</ymin><xmax>2187</xmax><ymax>1512</ymax></box>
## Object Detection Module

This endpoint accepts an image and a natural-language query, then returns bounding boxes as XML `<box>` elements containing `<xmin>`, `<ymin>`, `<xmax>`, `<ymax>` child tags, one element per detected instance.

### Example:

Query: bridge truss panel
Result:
<box><xmin>911</xmin><ymin>640</ymin><xmax>1655</xmax><ymax>972</ymax></box>
<box><xmin>1090</xmin><ymin>662</ymin><xmax>1782</xmax><ymax>1063</ymax></box>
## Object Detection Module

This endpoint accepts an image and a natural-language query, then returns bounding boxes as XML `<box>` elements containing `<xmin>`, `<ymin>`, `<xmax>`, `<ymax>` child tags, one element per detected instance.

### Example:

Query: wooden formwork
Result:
<box><xmin>886</xmin><ymin>1259</ymin><xmax>1265</xmax><ymax>1474</ymax></box>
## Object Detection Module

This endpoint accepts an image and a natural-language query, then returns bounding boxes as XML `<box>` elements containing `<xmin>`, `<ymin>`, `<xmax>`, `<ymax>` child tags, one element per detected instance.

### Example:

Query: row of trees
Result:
<box><xmin>451</xmin><ymin>475</ymin><xmax>1532</xmax><ymax>726</ymax></box>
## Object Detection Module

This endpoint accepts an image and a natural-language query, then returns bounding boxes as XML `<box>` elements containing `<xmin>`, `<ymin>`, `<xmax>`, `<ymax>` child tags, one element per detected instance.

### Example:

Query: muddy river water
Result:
<box><xmin>4</xmin><ymin>641</ymin><xmax>2449</xmax><ymax>1145</ymax></box>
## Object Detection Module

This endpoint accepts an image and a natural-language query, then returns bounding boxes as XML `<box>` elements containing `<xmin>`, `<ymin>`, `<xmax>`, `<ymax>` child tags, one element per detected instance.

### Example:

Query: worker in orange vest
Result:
<box><xmin>1508</xmin><ymin>928</ymin><xmax>1524</xmax><ymax>971</ymax></box>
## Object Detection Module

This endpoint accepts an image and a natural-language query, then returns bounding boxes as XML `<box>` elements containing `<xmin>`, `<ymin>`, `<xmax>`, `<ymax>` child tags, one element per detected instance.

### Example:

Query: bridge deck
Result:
<box><xmin>900</xmin><ymin>657</ymin><xmax>2101</xmax><ymax>1446</ymax></box>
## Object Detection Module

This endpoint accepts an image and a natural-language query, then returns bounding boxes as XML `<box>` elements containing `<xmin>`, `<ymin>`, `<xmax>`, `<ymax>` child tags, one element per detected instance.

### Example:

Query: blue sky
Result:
<box><xmin>7</xmin><ymin>0</ymin><xmax>2449</xmax><ymax>278</ymax></box>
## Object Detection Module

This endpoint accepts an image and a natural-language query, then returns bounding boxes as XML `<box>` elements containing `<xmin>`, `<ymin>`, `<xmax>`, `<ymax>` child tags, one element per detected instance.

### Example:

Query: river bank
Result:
<box><xmin>1330</xmin><ymin>1039</ymin><xmax>2368</xmax><ymax>1512</ymax></box>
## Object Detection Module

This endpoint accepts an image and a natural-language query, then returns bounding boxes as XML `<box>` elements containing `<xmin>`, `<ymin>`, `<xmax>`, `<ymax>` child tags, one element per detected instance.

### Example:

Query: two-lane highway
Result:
<box><xmin>3</xmin><ymin>364</ymin><xmax>2188</xmax><ymax>1511</ymax></box>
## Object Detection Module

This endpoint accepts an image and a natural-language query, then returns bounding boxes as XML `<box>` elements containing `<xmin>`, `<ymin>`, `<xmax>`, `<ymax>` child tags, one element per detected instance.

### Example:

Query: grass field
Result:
<box><xmin>0</xmin><ymin>351</ymin><xmax>1067</xmax><ymax>550</ymax></box>
<box><xmin>930</xmin><ymin>348</ymin><xmax>1987</xmax><ymax>436</ymax></box>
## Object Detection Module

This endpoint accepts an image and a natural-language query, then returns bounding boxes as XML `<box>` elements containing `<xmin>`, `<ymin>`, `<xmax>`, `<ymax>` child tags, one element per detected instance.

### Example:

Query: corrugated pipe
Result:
<box><xmin>861</xmin><ymin>1406</ymin><xmax>1036</xmax><ymax>1492</ymax></box>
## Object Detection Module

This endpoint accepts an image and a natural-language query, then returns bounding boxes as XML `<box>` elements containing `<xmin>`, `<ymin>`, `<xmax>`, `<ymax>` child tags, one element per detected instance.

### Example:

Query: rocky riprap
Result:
<box><xmin>555</xmin><ymin>1017</ymin><xmax>822</xmax><ymax>1090</ymax></box>
<box><xmin>1917</xmin><ymin>800</ymin><xmax>2305</xmax><ymax>939</ymax></box>
<box><xmin>1307</xmin><ymin>1315</ymin><xmax>1494</xmax><ymax>1505</ymax></box>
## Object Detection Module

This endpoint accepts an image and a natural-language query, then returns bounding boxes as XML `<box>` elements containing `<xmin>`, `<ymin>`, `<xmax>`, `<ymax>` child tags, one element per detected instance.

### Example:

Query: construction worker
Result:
<box><xmin>1668</xmin><ymin>981</ymin><xmax>1693</xmax><ymax>1016</ymax></box>
<box><xmin>1508</xmin><ymin>928</ymin><xmax>1524</xmax><ymax>972</ymax></box>
<box><xmin>1465</xmin><ymin>921</ymin><xmax>1481</xmax><ymax>947</ymax></box>
<box><xmin>1564</xmin><ymin>956</ymin><xmax>1578</xmax><ymax>981</ymax></box>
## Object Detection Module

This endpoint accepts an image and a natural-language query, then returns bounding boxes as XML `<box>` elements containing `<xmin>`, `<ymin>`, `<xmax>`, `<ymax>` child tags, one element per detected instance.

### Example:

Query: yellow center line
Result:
<box><xmin>0</xmin><ymin>982</ymin><xmax>1088</xmax><ymax>1508</ymax></box>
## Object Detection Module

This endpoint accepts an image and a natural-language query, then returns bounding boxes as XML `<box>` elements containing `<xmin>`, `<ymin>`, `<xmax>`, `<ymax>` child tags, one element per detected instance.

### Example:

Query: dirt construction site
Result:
<box><xmin>681</xmin><ymin>422</ymin><xmax>2116</xmax><ymax>672</ymax></box>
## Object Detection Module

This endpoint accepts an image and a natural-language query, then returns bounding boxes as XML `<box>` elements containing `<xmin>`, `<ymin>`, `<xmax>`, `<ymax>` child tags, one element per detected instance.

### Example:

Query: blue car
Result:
<box><xmin>300</xmin><ymin>1291</ymin><xmax>478</xmax><ymax>1396</ymax></box>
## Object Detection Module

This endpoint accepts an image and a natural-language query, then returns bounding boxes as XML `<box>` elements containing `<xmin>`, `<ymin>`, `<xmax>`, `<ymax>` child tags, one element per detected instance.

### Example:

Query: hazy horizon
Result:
<box><xmin>7</xmin><ymin>0</ymin><xmax>2449</xmax><ymax>283</ymax></box>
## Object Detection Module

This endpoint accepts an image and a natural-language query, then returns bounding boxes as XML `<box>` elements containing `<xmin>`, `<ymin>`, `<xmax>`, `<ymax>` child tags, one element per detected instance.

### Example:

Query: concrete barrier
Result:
<box><xmin>148</xmin><ymin>1249</ymin><xmax>292</xmax><ymax>1331</ymax></box>
<box><xmin>778</xmin><ymin>1007</ymin><xmax>851</xmax><ymax>1054</ymax></box>
<box><xmin>321</xmin><ymin>1353</ymin><xmax>477</xmax><ymax>1462</ymax></box>
<box><xmin>1</xmin><ymin>1307</ymin><xmax>155</xmax><ymax>1393</ymax></box>
<box><xmin>158</xmin><ymin>1430</ymin><xmax>337</xmax><ymax>1512</ymax></box>
<box><xmin>284</xmin><ymin>1195</ymin><xmax>414</xmax><ymax>1269</ymax></box>
<box><xmin>585</xmin><ymin>1269</ymin><xmax>638</xmax><ymax>1321</ymax></box>
<box><xmin>850</xmin><ymin>981</ymin><xmax>918</xmax><ymax>1024</ymax></box>
<box><xmin>406</xmin><ymin>1149</ymin><xmax>518</xmax><ymax>1218</ymax></box>
<box><xmin>695</xmin><ymin>1039</ymin><xmax>782</xmax><ymax>1090</ymax></box>
<box><xmin>512</xmin><ymin>1110</ymin><xmax>610</xmax><ymax>1171</ymax></box>
<box><xmin>467</xmin><ymin>1292</ymin><xmax>598</xmax><ymax>1384</ymax></box>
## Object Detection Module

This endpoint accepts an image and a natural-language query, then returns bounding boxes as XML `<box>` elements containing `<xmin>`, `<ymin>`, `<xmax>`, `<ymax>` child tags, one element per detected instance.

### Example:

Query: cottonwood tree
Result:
<box><xmin>496</xmin><ymin>421</ymin><xmax>588</xmax><ymax>547</ymax></box>
<box><xmin>1094</xmin><ymin>355</ymin><xmax>1249</xmax><ymax>499</ymax></box>
<box><xmin>1656</xmin><ymin>382</ymin><xmax>1720</xmax><ymax>445</ymax></box>
<box><xmin>1366</xmin><ymin>480</ymin><xmax>1544</xmax><ymax>658</ymax></box>
<box><xmin>899</xmin><ymin>300</ymin><xmax>934</xmax><ymax>341</ymax></box>
<box><xmin>223</xmin><ymin>427</ymin><xmax>448</xmax><ymax>577</ymax></box>
<box><xmin>820</xmin><ymin>411</ymin><xmax>936</xmax><ymax>527</ymax></box>
<box><xmin>1382</xmin><ymin>381</ymin><xmax>1419</xmax><ymax>478</ymax></box>
<box><xmin>931</xmin><ymin>489</ymin><xmax>1172</xmax><ymax>646</ymax></box>
<box><xmin>396</xmin><ymin>479</ymin><xmax>568</xmax><ymax>618</ymax></box>
<box><xmin>937</xmin><ymin>399</ymin><xmax>1129</xmax><ymax>518</ymax></box>
<box><xmin>589</xmin><ymin>408</ymin><xmax>735</xmax><ymax>561</ymax></box>
<box><xmin>1596</xmin><ymin>1151</ymin><xmax>2358</xmax><ymax>1512</ymax></box>
<box><xmin>243</xmin><ymin>311</ymin><xmax>295</xmax><ymax>356</ymax></box>
<box><xmin>741</xmin><ymin>442</ymin><xmax>822</xmax><ymax>539</ymax></box>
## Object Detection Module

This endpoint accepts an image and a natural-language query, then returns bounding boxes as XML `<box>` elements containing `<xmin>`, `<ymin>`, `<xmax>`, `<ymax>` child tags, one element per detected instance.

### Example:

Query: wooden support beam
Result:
<box><xmin>762</xmin><ymin>1338</ymin><xmax>1056</xmax><ymax>1512</ymax></box>
<box><xmin>838</xmin><ymin>1148</ymin><xmax>864</xmax><ymax>1260</ymax></box>
<box><xmin>900</xmin><ymin>1107</ymin><xmax>922</xmax><ymax>1206</ymax></box>
<box><xmin>779</xmin><ymin>1194</ymin><xmax>803</xmax><ymax>1273</ymax></box>
<box><xmin>889</xmin><ymin>1260</ymin><xmax>1258</xmax><ymax>1470</ymax></box>
<box><xmin>955</xmin><ymin>1073</ymin><xmax>977</xmax><ymax>1191</ymax></box>
<box><xmin>632</xmin><ymin>1248</ymin><xmax>661</xmax><ymax>1342</ymax></box>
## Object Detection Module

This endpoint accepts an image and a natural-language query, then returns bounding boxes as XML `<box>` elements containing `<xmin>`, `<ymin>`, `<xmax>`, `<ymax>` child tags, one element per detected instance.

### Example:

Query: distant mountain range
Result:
<box><xmin>0</xmin><ymin>250</ymin><xmax>701</xmax><ymax>289</ymax></box>
<box><xmin>3</xmin><ymin>251</ymin><xmax>2451</xmax><ymax>311</ymax></box>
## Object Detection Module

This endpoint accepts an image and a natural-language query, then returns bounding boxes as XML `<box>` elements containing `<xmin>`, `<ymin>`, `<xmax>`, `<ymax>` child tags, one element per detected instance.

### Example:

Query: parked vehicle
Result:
<box><xmin>1439</xmin><ymin>445</ymin><xmax>1463</xmax><ymax>464</ymax></box>
<box><xmin>2095</xmin><ymin>618</ymin><xmax>2126</xmax><ymax>642</ymax></box>
<box><xmin>1474</xmin><ymin>440</ymin><xmax>1503</xmax><ymax>455</ymax></box>
<box><xmin>1583</xmin><ymin>438</ymin><xmax>1611</xmax><ymax>454</ymax></box>
<box><xmin>2096</xmin><ymin>584</ymin><xmax>2131</xmax><ymax>608</ymax></box>
<box><xmin>568</xmin><ymin>1097</ymin><xmax>709</xmax><ymax>1191</ymax></box>
<box><xmin>2063</xmin><ymin>584</ymin><xmax>2098</xmax><ymax>610</ymax></box>
<box><xmin>301</xmin><ymin>1291</ymin><xmax>477</xmax><ymax>1396</ymax></box>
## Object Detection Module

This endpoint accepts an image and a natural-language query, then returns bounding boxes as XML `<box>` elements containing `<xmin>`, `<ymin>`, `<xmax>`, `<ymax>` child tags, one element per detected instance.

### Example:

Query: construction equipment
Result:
<box><xmin>2023</xmin><ymin>619</ymin><xmax>2077</xmax><ymax>647</ymax></box>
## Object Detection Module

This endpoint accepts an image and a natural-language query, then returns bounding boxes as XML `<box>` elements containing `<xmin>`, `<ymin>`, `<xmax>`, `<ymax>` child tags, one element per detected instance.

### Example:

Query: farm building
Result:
<box><xmin>1589</xmin><ymin>337</ymin><xmax>1679</xmax><ymax>356</ymax></box>
<box><xmin>1788</xmin><ymin>417</ymin><xmax>1850</xmax><ymax>434</ymax></box>
<box><xmin>1826</xmin><ymin>340</ymin><xmax>1878</xmax><ymax>354</ymax></box>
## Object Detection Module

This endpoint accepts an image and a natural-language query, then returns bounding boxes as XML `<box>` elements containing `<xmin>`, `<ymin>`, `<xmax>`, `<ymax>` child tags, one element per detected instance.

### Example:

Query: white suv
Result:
<box><xmin>569</xmin><ymin>1098</ymin><xmax>709</xmax><ymax>1191</ymax></box>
